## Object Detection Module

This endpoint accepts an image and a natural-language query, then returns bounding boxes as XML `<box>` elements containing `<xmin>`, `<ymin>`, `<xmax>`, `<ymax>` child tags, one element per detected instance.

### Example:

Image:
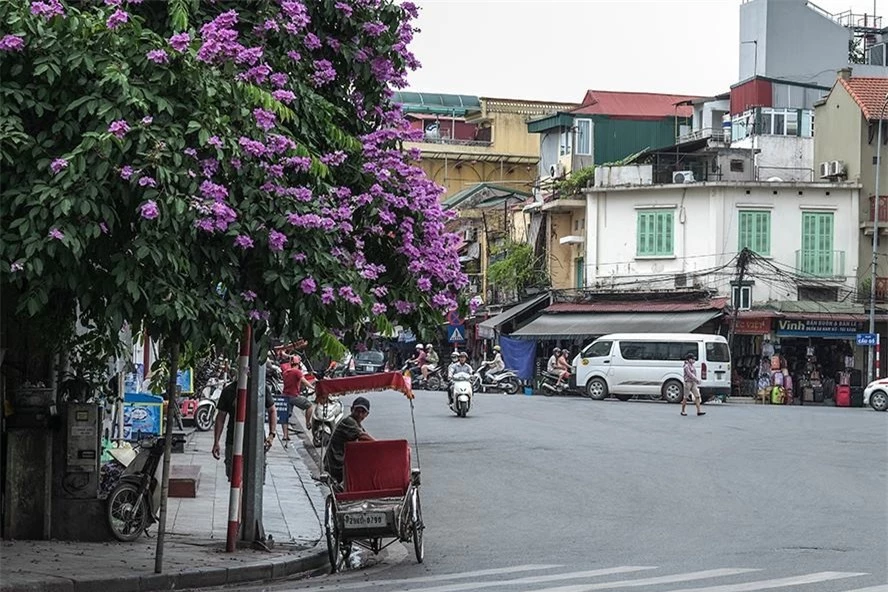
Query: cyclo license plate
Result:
<box><xmin>342</xmin><ymin>511</ymin><xmax>387</xmax><ymax>529</ymax></box>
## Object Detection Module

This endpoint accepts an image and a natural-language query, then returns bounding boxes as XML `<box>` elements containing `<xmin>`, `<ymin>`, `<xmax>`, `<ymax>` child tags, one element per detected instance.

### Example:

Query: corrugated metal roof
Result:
<box><xmin>571</xmin><ymin>90</ymin><xmax>700</xmax><ymax>119</ymax></box>
<box><xmin>545</xmin><ymin>298</ymin><xmax>728</xmax><ymax>314</ymax></box>
<box><xmin>442</xmin><ymin>183</ymin><xmax>532</xmax><ymax>209</ymax></box>
<box><xmin>393</xmin><ymin>92</ymin><xmax>481</xmax><ymax>116</ymax></box>
<box><xmin>837</xmin><ymin>77</ymin><xmax>888</xmax><ymax>120</ymax></box>
<box><xmin>509</xmin><ymin>310</ymin><xmax>722</xmax><ymax>340</ymax></box>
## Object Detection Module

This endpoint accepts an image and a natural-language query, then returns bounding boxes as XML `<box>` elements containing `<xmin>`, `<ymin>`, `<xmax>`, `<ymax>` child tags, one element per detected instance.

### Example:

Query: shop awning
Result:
<box><xmin>477</xmin><ymin>294</ymin><xmax>550</xmax><ymax>339</ymax></box>
<box><xmin>509</xmin><ymin>310</ymin><xmax>723</xmax><ymax>340</ymax></box>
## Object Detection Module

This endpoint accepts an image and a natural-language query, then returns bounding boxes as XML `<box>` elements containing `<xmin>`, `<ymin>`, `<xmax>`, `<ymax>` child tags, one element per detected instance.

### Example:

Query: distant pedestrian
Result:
<box><xmin>212</xmin><ymin>380</ymin><xmax>277</xmax><ymax>480</ymax></box>
<box><xmin>681</xmin><ymin>353</ymin><xmax>705</xmax><ymax>417</ymax></box>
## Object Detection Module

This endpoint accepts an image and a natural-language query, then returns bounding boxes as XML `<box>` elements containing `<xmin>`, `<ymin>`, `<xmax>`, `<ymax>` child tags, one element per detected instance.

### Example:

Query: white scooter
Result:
<box><xmin>310</xmin><ymin>394</ymin><xmax>344</xmax><ymax>448</ymax></box>
<box><xmin>194</xmin><ymin>376</ymin><xmax>226</xmax><ymax>432</ymax></box>
<box><xmin>449</xmin><ymin>371</ymin><xmax>474</xmax><ymax>417</ymax></box>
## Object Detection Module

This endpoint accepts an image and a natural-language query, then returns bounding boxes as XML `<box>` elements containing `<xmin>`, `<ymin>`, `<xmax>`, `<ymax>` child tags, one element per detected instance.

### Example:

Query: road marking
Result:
<box><xmin>308</xmin><ymin>564</ymin><xmax>565</xmax><ymax>589</ymax></box>
<box><xmin>842</xmin><ymin>586</ymin><xmax>888</xmax><ymax>592</ymax></box>
<box><xmin>489</xmin><ymin>569</ymin><xmax>760</xmax><ymax>592</ymax></box>
<box><xmin>657</xmin><ymin>571</ymin><xmax>869</xmax><ymax>592</ymax></box>
<box><xmin>381</xmin><ymin>566</ymin><xmax>670</xmax><ymax>592</ymax></box>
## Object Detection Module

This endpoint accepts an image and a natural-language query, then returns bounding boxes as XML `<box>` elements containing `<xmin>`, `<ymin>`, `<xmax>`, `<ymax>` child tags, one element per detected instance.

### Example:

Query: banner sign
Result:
<box><xmin>733</xmin><ymin>317</ymin><xmax>772</xmax><ymax>335</ymax></box>
<box><xmin>775</xmin><ymin>318</ymin><xmax>862</xmax><ymax>338</ymax></box>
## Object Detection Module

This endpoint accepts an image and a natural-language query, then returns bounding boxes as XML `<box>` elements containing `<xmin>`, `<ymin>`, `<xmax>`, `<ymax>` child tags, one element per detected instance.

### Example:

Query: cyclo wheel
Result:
<box><xmin>324</xmin><ymin>496</ymin><xmax>340</xmax><ymax>573</ymax></box>
<box><xmin>107</xmin><ymin>482</ymin><xmax>149</xmax><ymax>542</ymax></box>
<box><xmin>411</xmin><ymin>490</ymin><xmax>424</xmax><ymax>563</ymax></box>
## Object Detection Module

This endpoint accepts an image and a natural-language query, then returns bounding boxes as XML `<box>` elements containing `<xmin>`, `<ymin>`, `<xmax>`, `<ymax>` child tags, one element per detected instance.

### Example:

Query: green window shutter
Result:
<box><xmin>739</xmin><ymin>211</ymin><xmax>771</xmax><ymax>256</ymax></box>
<box><xmin>636</xmin><ymin>210</ymin><xmax>673</xmax><ymax>256</ymax></box>
<box><xmin>801</xmin><ymin>212</ymin><xmax>834</xmax><ymax>275</ymax></box>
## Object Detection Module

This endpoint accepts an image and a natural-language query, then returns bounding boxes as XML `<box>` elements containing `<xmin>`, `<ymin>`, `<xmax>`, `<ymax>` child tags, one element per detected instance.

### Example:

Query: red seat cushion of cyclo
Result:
<box><xmin>341</xmin><ymin>439</ymin><xmax>411</xmax><ymax>497</ymax></box>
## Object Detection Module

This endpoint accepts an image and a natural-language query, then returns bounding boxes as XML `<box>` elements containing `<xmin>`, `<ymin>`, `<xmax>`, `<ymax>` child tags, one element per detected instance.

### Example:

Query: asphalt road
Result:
<box><xmin>234</xmin><ymin>392</ymin><xmax>888</xmax><ymax>592</ymax></box>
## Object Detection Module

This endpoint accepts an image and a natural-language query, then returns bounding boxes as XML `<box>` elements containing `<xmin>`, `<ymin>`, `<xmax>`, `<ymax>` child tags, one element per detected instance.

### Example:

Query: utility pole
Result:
<box><xmin>727</xmin><ymin>248</ymin><xmax>752</xmax><ymax>353</ymax></box>
<box><xmin>869</xmin><ymin>95</ymin><xmax>888</xmax><ymax>384</ymax></box>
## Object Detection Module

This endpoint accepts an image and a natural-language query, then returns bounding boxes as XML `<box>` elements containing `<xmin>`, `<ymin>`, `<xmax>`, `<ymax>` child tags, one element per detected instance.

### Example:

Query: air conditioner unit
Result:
<box><xmin>463</xmin><ymin>228</ymin><xmax>478</xmax><ymax>242</ymax></box>
<box><xmin>549</xmin><ymin>162</ymin><xmax>565</xmax><ymax>178</ymax></box>
<box><xmin>829</xmin><ymin>160</ymin><xmax>846</xmax><ymax>177</ymax></box>
<box><xmin>674</xmin><ymin>273</ymin><xmax>688</xmax><ymax>288</ymax></box>
<box><xmin>819</xmin><ymin>161</ymin><xmax>831</xmax><ymax>179</ymax></box>
<box><xmin>672</xmin><ymin>171</ymin><xmax>695</xmax><ymax>184</ymax></box>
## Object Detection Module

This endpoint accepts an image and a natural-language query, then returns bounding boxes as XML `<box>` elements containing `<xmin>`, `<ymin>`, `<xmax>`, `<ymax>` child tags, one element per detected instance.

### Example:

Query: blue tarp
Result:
<box><xmin>500</xmin><ymin>336</ymin><xmax>536</xmax><ymax>381</ymax></box>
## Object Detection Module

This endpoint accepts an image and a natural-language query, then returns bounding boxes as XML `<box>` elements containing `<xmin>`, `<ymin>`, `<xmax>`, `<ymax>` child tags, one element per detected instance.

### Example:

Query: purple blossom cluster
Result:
<box><xmin>30</xmin><ymin>0</ymin><xmax>65</xmax><ymax>19</ymax></box>
<box><xmin>253</xmin><ymin>108</ymin><xmax>276</xmax><ymax>131</ymax></box>
<box><xmin>139</xmin><ymin>200</ymin><xmax>159</xmax><ymax>220</ymax></box>
<box><xmin>108</xmin><ymin>119</ymin><xmax>130</xmax><ymax>139</ymax></box>
<box><xmin>169</xmin><ymin>32</ymin><xmax>191</xmax><ymax>52</ymax></box>
<box><xmin>320</xmin><ymin>151</ymin><xmax>347</xmax><ymax>166</ymax></box>
<box><xmin>310</xmin><ymin>60</ymin><xmax>336</xmax><ymax>87</ymax></box>
<box><xmin>50</xmin><ymin>158</ymin><xmax>68</xmax><ymax>174</ymax></box>
<box><xmin>106</xmin><ymin>9</ymin><xmax>129</xmax><ymax>30</ymax></box>
<box><xmin>146</xmin><ymin>49</ymin><xmax>169</xmax><ymax>64</ymax></box>
<box><xmin>196</xmin><ymin>11</ymin><xmax>244</xmax><ymax>64</ymax></box>
<box><xmin>0</xmin><ymin>34</ymin><xmax>25</xmax><ymax>52</ymax></box>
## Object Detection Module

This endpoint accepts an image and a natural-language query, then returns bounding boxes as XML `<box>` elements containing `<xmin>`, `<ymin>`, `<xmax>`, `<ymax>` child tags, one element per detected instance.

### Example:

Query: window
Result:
<box><xmin>620</xmin><ymin>341</ymin><xmax>699</xmax><ymax>361</ymax></box>
<box><xmin>786</xmin><ymin>111</ymin><xmax>799</xmax><ymax>136</ymax></box>
<box><xmin>731</xmin><ymin>284</ymin><xmax>752</xmax><ymax>310</ymax></box>
<box><xmin>575</xmin><ymin>257</ymin><xmax>584</xmax><ymax>289</ymax></box>
<box><xmin>636</xmin><ymin>210</ymin><xmax>674</xmax><ymax>257</ymax></box>
<box><xmin>738</xmin><ymin>210</ymin><xmax>770</xmax><ymax>256</ymax></box>
<box><xmin>730</xmin><ymin>159</ymin><xmax>745</xmax><ymax>173</ymax></box>
<box><xmin>559</xmin><ymin>129</ymin><xmax>572</xmax><ymax>156</ymax></box>
<box><xmin>705</xmin><ymin>342</ymin><xmax>731</xmax><ymax>363</ymax></box>
<box><xmin>797</xmin><ymin>286</ymin><xmax>838</xmax><ymax>302</ymax></box>
<box><xmin>800</xmin><ymin>212</ymin><xmax>834</xmax><ymax>276</ymax></box>
<box><xmin>584</xmin><ymin>340</ymin><xmax>612</xmax><ymax>358</ymax></box>
<box><xmin>575</xmin><ymin>119</ymin><xmax>592</xmax><ymax>155</ymax></box>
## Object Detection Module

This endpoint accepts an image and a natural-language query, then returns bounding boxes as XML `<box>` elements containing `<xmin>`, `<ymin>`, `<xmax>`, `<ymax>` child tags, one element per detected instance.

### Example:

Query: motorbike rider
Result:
<box><xmin>556</xmin><ymin>348</ymin><xmax>572</xmax><ymax>387</ymax></box>
<box><xmin>483</xmin><ymin>345</ymin><xmax>506</xmax><ymax>383</ymax></box>
<box><xmin>447</xmin><ymin>351</ymin><xmax>473</xmax><ymax>406</ymax></box>
<box><xmin>420</xmin><ymin>343</ymin><xmax>439</xmax><ymax>381</ymax></box>
<box><xmin>407</xmin><ymin>343</ymin><xmax>427</xmax><ymax>376</ymax></box>
<box><xmin>547</xmin><ymin>347</ymin><xmax>569</xmax><ymax>389</ymax></box>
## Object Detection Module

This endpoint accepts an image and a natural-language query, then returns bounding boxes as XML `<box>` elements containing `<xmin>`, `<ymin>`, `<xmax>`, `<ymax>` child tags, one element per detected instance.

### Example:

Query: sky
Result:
<box><xmin>405</xmin><ymin>0</ymin><xmax>883</xmax><ymax>103</ymax></box>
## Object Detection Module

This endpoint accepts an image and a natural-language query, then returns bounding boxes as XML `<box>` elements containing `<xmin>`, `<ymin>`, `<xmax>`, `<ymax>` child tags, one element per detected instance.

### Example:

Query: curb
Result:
<box><xmin>1</xmin><ymin>545</ymin><xmax>329</xmax><ymax>592</ymax></box>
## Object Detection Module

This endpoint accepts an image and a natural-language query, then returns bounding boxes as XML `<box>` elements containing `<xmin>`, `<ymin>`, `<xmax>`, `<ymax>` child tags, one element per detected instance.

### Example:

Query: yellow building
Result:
<box><xmin>395</xmin><ymin>92</ymin><xmax>577</xmax><ymax>198</ymax></box>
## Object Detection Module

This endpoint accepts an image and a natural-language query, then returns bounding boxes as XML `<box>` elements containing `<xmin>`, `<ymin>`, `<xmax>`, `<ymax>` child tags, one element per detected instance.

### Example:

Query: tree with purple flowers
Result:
<box><xmin>1</xmin><ymin>0</ymin><xmax>466</xmax><ymax>364</ymax></box>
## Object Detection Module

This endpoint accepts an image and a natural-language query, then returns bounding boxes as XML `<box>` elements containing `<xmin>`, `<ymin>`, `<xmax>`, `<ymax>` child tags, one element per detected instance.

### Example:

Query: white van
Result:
<box><xmin>571</xmin><ymin>333</ymin><xmax>731</xmax><ymax>403</ymax></box>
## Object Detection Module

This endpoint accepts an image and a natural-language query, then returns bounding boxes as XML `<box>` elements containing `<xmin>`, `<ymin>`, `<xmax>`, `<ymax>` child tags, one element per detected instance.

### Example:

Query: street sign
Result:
<box><xmin>857</xmin><ymin>333</ymin><xmax>878</xmax><ymax>346</ymax></box>
<box><xmin>447</xmin><ymin>324</ymin><xmax>466</xmax><ymax>343</ymax></box>
<box><xmin>446</xmin><ymin>309</ymin><xmax>463</xmax><ymax>326</ymax></box>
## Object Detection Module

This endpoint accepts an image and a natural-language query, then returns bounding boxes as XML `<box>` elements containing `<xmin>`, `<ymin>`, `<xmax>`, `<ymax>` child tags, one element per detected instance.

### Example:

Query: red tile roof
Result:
<box><xmin>570</xmin><ymin>90</ymin><xmax>701</xmax><ymax>120</ymax></box>
<box><xmin>838</xmin><ymin>77</ymin><xmax>888</xmax><ymax>120</ymax></box>
<box><xmin>545</xmin><ymin>297</ymin><xmax>728</xmax><ymax>314</ymax></box>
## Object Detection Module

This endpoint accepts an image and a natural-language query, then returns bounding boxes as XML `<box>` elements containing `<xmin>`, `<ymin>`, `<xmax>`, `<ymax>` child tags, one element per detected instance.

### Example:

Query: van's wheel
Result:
<box><xmin>585</xmin><ymin>377</ymin><xmax>608</xmax><ymax>400</ymax></box>
<box><xmin>663</xmin><ymin>380</ymin><xmax>685</xmax><ymax>404</ymax></box>
<box><xmin>871</xmin><ymin>390</ymin><xmax>888</xmax><ymax>411</ymax></box>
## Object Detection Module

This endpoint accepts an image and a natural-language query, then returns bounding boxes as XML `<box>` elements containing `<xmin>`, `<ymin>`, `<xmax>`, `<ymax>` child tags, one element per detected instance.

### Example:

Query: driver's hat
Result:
<box><xmin>352</xmin><ymin>396</ymin><xmax>371</xmax><ymax>412</ymax></box>
<box><xmin>415</xmin><ymin>343</ymin><xmax>424</xmax><ymax>350</ymax></box>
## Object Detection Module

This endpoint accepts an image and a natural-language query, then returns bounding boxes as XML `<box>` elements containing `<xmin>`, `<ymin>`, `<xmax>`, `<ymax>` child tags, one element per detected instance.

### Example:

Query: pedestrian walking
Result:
<box><xmin>681</xmin><ymin>353</ymin><xmax>705</xmax><ymax>417</ymax></box>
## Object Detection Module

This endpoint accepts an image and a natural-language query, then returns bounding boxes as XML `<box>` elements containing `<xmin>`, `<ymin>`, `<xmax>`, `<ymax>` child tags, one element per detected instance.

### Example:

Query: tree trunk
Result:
<box><xmin>154</xmin><ymin>340</ymin><xmax>179</xmax><ymax>573</ymax></box>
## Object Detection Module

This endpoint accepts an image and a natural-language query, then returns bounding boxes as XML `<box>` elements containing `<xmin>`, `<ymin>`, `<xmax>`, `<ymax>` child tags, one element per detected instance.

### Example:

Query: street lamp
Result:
<box><xmin>868</xmin><ymin>93</ymin><xmax>888</xmax><ymax>383</ymax></box>
<box><xmin>740</xmin><ymin>40</ymin><xmax>757</xmax><ymax>79</ymax></box>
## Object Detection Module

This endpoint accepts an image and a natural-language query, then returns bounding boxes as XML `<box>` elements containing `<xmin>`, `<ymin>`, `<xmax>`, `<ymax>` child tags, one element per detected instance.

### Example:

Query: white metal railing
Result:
<box><xmin>678</xmin><ymin>128</ymin><xmax>727</xmax><ymax>143</ymax></box>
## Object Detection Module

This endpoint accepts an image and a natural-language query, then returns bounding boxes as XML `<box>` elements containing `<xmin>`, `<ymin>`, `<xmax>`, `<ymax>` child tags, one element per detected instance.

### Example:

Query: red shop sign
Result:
<box><xmin>734</xmin><ymin>317</ymin><xmax>772</xmax><ymax>335</ymax></box>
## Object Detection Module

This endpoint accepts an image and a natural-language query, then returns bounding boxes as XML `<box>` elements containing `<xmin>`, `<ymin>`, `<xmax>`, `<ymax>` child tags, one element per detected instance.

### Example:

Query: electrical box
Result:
<box><xmin>66</xmin><ymin>403</ymin><xmax>100</xmax><ymax>473</ymax></box>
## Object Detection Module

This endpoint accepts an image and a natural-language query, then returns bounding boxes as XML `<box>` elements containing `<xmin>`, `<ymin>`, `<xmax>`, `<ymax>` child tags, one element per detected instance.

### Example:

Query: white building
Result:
<box><xmin>583</xmin><ymin>169</ymin><xmax>860</xmax><ymax>308</ymax></box>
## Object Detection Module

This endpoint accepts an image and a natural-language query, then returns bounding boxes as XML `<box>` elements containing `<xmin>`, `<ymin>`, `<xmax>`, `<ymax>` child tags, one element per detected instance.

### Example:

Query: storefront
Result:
<box><xmin>729</xmin><ymin>315</ymin><xmax>776</xmax><ymax>395</ymax></box>
<box><xmin>772</xmin><ymin>316</ymin><xmax>862</xmax><ymax>403</ymax></box>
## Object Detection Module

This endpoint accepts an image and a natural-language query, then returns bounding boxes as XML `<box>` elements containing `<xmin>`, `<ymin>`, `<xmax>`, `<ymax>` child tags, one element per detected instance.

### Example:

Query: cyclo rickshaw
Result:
<box><xmin>315</xmin><ymin>371</ymin><xmax>424</xmax><ymax>572</ymax></box>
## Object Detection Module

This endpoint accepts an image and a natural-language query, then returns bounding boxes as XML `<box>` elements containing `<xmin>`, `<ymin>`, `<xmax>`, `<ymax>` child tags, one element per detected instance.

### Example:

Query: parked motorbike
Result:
<box><xmin>473</xmin><ymin>362</ymin><xmax>521</xmax><ymax>395</ymax></box>
<box><xmin>105</xmin><ymin>437</ymin><xmax>164</xmax><ymax>542</ymax></box>
<box><xmin>449</xmin><ymin>371</ymin><xmax>474</xmax><ymax>417</ymax></box>
<box><xmin>310</xmin><ymin>393</ymin><xmax>344</xmax><ymax>448</ymax></box>
<box><xmin>194</xmin><ymin>376</ymin><xmax>225</xmax><ymax>432</ymax></box>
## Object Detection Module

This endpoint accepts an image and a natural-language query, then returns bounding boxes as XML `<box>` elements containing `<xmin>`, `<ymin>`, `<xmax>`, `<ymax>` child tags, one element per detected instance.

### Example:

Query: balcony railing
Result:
<box><xmin>795</xmin><ymin>249</ymin><xmax>846</xmax><ymax>278</ymax></box>
<box><xmin>869</xmin><ymin>196</ymin><xmax>888</xmax><ymax>223</ymax></box>
<box><xmin>677</xmin><ymin>128</ymin><xmax>727</xmax><ymax>144</ymax></box>
<box><xmin>420</xmin><ymin>134</ymin><xmax>492</xmax><ymax>147</ymax></box>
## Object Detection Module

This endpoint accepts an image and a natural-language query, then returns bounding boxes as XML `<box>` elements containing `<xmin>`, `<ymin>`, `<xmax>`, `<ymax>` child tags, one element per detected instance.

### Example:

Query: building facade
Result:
<box><xmin>813</xmin><ymin>70</ymin><xmax>888</xmax><ymax>300</ymax></box>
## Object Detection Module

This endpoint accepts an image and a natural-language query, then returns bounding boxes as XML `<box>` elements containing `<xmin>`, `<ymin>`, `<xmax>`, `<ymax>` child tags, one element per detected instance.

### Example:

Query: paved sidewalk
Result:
<box><xmin>1</xmin><ymin>427</ymin><xmax>329</xmax><ymax>592</ymax></box>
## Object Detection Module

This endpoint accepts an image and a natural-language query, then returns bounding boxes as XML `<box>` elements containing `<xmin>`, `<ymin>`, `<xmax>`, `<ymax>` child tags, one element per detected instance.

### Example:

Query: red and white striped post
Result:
<box><xmin>226</xmin><ymin>324</ymin><xmax>252</xmax><ymax>552</ymax></box>
<box><xmin>876</xmin><ymin>333</ymin><xmax>882</xmax><ymax>379</ymax></box>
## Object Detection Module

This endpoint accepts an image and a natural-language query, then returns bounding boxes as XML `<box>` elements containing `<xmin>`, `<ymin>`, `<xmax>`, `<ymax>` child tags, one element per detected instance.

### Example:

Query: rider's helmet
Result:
<box><xmin>458</xmin><ymin>351</ymin><xmax>468</xmax><ymax>360</ymax></box>
<box><xmin>415</xmin><ymin>343</ymin><xmax>424</xmax><ymax>350</ymax></box>
<box><xmin>426</xmin><ymin>343</ymin><xmax>434</xmax><ymax>350</ymax></box>
<box><xmin>552</xmin><ymin>347</ymin><xmax>561</xmax><ymax>355</ymax></box>
<box><xmin>493</xmin><ymin>345</ymin><xmax>501</xmax><ymax>352</ymax></box>
<box><xmin>450</xmin><ymin>351</ymin><xmax>459</xmax><ymax>360</ymax></box>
